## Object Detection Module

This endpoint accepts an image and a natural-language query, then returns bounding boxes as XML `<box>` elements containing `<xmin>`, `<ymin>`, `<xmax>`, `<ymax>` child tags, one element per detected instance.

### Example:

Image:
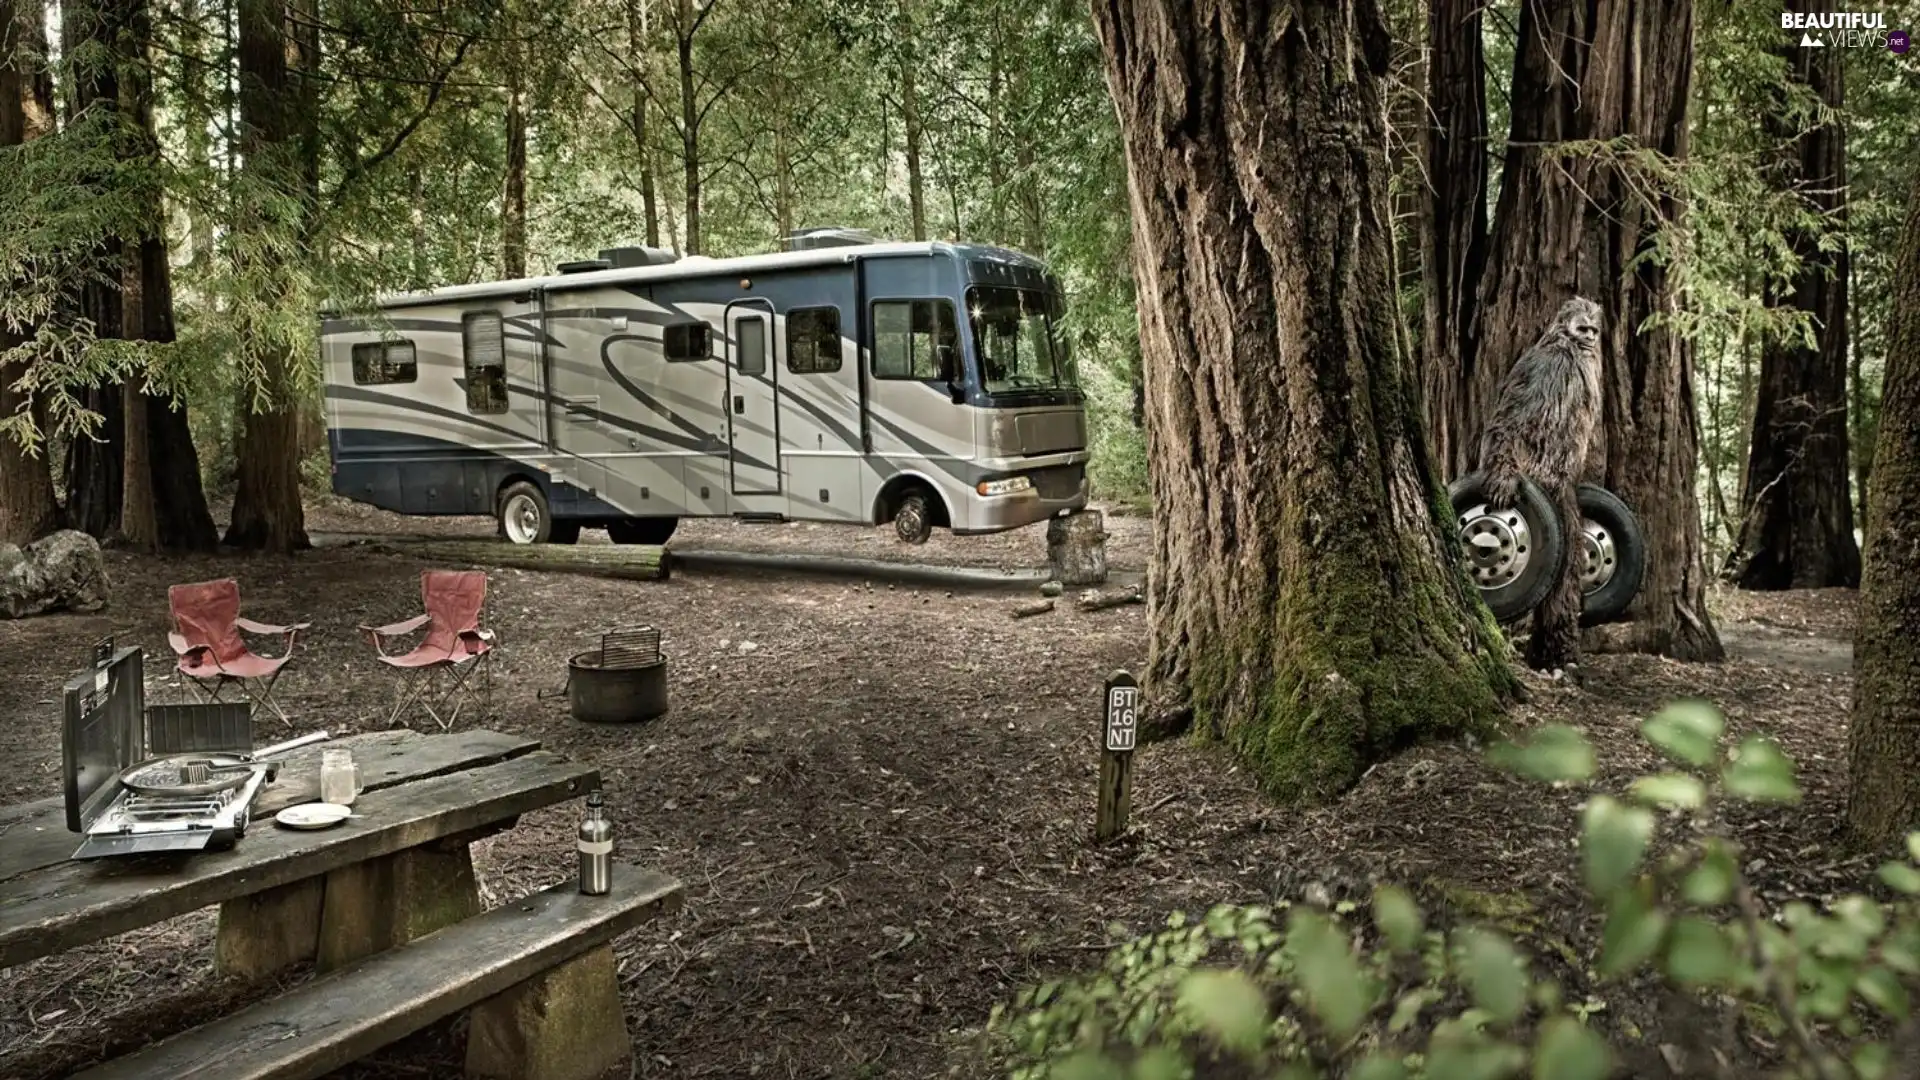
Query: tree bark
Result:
<box><xmin>502</xmin><ymin>58</ymin><xmax>528</xmax><ymax>278</ymax></box>
<box><xmin>1845</xmin><ymin>169</ymin><xmax>1920</xmax><ymax>848</ymax></box>
<box><xmin>0</xmin><ymin>0</ymin><xmax>61</xmax><ymax>545</ymax></box>
<box><xmin>1418</xmin><ymin>0</ymin><xmax>1488</xmax><ymax>480</ymax></box>
<box><xmin>676</xmin><ymin>0</ymin><xmax>701</xmax><ymax>256</ymax></box>
<box><xmin>626</xmin><ymin>0</ymin><xmax>659</xmax><ymax>248</ymax></box>
<box><xmin>1478</xmin><ymin>0</ymin><xmax>1721</xmax><ymax>662</ymax></box>
<box><xmin>1726</xmin><ymin>23</ymin><xmax>1859</xmax><ymax>590</ymax></box>
<box><xmin>1092</xmin><ymin>0</ymin><xmax>1515</xmax><ymax>802</ymax></box>
<box><xmin>898</xmin><ymin>0</ymin><xmax>926</xmax><ymax>242</ymax></box>
<box><xmin>224</xmin><ymin>0</ymin><xmax>311</xmax><ymax>553</ymax></box>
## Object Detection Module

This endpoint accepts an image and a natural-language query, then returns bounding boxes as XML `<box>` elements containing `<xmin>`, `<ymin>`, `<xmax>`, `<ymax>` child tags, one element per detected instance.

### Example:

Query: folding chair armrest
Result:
<box><xmin>361</xmin><ymin>614</ymin><xmax>430</xmax><ymax>656</ymax></box>
<box><xmin>236</xmin><ymin>616</ymin><xmax>311</xmax><ymax>636</ymax></box>
<box><xmin>168</xmin><ymin>632</ymin><xmax>210</xmax><ymax>661</ymax></box>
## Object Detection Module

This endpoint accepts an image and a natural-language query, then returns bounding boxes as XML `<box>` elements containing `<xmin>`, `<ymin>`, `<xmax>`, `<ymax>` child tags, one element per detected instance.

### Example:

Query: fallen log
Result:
<box><xmin>369</xmin><ymin>540</ymin><xmax>672</xmax><ymax>582</ymax></box>
<box><xmin>1011</xmin><ymin>598</ymin><xmax>1056</xmax><ymax>619</ymax></box>
<box><xmin>1077</xmin><ymin>585</ymin><xmax>1144</xmax><ymax>612</ymax></box>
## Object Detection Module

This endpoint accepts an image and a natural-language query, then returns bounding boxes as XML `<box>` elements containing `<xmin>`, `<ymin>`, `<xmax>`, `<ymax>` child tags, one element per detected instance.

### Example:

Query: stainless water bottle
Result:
<box><xmin>578</xmin><ymin>789</ymin><xmax>613</xmax><ymax>895</ymax></box>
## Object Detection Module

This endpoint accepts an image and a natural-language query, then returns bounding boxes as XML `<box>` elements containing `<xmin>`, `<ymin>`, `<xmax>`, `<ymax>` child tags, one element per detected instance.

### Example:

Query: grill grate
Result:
<box><xmin>598</xmin><ymin>626</ymin><xmax>663</xmax><ymax>669</ymax></box>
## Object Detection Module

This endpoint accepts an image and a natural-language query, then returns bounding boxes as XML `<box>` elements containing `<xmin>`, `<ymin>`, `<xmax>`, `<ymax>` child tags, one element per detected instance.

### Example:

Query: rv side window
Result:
<box><xmin>871</xmin><ymin>300</ymin><xmax>958</xmax><ymax>381</ymax></box>
<box><xmin>351</xmin><ymin>340</ymin><xmax>417</xmax><ymax>385</ymax></box>
<box><xmin>461</xmin><ymin>311</ymin><xmax>509</xmax><ymax>415</ymax></box>
<box><xmin>786</xmin><ymin>307</ymin><xmax>842</xmax><ymax>374</ymax></box>
<box><xmin>664</xmin><ymin>323</ymin><xmax>711</xmax><ymax>361</ymax></box>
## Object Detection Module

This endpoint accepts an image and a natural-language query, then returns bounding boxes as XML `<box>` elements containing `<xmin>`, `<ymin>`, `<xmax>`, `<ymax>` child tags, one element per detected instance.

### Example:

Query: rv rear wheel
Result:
<box><xmin>498</xmin><ymin>481</ymin><xmax>556</xmax><ymax>545</ymax></box>
<box><xmin>894</xmin><ymin>490</ymin><xmax>935</xmax><ymax>545</ymax></box>
<box><xmin>608</xmin><ymin>517</ymin><xmax>678</xmax><ymax>545</ymax></box>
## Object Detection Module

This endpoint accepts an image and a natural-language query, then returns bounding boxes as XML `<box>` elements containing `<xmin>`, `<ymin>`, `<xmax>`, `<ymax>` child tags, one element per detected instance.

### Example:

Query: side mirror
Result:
<box><xmin>946</xmin><ymin>379</ymin><xmax>966</xmax><ymax>404</ymax></box>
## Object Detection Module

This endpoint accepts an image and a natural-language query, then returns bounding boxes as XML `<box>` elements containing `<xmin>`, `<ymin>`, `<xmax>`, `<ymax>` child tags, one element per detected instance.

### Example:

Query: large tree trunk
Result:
<box><xmin>898</xmin><ymin>0</ymin><xmax>926</xmax><ymax>242</ymax></box>
<box><xmin>1418</xmin><ymin>0</ymin><xmax>1488</xmax><ymax>481</ymax></box>
<box><xmin>626</xmin><ymin>0</ymin><xmax>660</xmax><ymax>248</ymax></box>
<box><xmin>1478</xmin><ymin>0</ymin><xmax>1722</xmax><ymax>662</ymax></box>
<box><xmin>501</xmin><ymin>58</ymin><xmax>528</xmax><ymax>277</ymax></box>
<box><xmin>224</xmin><ymin>0</ymin><xmax>311</xmax><ymax>553</ymax></box>
<box><xmin>1726</xmin><ymin>25</ymin><xmax>1859</xmax><ymax>590</ymax></box>
<box><xmin>1845</xmin><ymin>170</ymin><xmax>1920</xmax><ymax>848</ymax></box>
<box><xmin>1092</xmin><ymin>0</ymin><xmax>1515</xmax><ymax>802</ymax></box>
<box><xmin>0</xmin><ymin>0</ymin><xmax>61</xmax><ymax>545</ymax></box>
<box><xmin>676</xmin><ymin>1</ymin><xmax>701</xmax><ymax>256</ymax></box>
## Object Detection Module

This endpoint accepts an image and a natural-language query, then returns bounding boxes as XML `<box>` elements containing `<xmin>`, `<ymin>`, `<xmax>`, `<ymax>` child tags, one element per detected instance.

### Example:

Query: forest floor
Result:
<box><xmin>0</xmin><ymin>498</ymin><xmax>1857</xmax><ymax>1079</ymax></box>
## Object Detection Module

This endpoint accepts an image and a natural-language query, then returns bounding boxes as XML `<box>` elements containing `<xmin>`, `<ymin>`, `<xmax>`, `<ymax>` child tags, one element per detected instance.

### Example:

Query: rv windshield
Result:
<box><xmin>966</xmin><ymin>286</ymin><xmax>1076</xmax><ymax>395</ymax></box>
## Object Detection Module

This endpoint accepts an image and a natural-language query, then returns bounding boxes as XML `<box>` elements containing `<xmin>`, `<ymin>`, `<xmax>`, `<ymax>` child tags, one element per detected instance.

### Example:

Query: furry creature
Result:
<box><xmin>1478</xmin><ymin>296</ymin><xmax>1605</xmax><ymax>672</ymax></box>
<box><xmin>1478</xmin><ymin>297</ymin><xmax>1604</xmax><ymax>509</ymax></box>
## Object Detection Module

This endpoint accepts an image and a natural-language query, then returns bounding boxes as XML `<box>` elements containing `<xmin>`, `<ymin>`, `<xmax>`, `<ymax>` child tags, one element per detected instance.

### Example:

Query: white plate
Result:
<box><xmin>275</xmin><ymin>803</ymin><xmax>353</xmax><ymax>830</ymax></box>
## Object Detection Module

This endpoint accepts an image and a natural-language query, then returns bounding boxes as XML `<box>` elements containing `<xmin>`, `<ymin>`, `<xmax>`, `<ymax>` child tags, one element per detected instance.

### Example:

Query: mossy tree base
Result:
<box><xmin>1093</xmin><ymin>0</ymin><xmax>1516</xmax><ymax>802</ymax></box>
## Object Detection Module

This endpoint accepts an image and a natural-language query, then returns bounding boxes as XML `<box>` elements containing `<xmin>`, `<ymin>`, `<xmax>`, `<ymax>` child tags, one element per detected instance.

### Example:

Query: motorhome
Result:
<box><xmin>319</xmin><ymin>229</ymin><xmax>1090</xmax><ymax>545</ymax></box>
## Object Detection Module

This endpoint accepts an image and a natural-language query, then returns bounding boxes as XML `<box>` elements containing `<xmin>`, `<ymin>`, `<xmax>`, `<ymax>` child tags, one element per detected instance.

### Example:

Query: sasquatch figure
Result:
<box><xmin>1477</xmin><ymin>296</ymin><xmax>1604</xmax><ymax>671</ymax></box>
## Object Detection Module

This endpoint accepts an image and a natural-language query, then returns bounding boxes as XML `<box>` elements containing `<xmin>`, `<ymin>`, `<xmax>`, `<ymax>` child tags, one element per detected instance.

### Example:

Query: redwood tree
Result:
<box><xmin>1726</xmin><ymin>19</ymin><xmax>1860</xmax><ymax>591</ymax></box>
<box><xmin>1846</xmin><ymin>169</ymin><xmax>1920</xmax><ymax>847</ymax></box>
<box><xmin>1417</xmin><ymin>0</ymin><xmax>1488</xmax><ymax>480</ymax></box>
<box><xmin>1475</xmin><ymin>0</ymin><xmax>1723</xmax><ymax>663</ymax></box>
<box><xmin>225</xmin><ymin>0</ymin><xmax>315</xmax><ymax>552</ymax></box>
<box><xmin>1091</xmin><ymin>0</ymin><xmax>1515</xmax><ymax>801</ymax></box>
<box><xmin>0</xmin><ymin>0</ymin><xmax>61</xmax><ymax>545</ymax></box>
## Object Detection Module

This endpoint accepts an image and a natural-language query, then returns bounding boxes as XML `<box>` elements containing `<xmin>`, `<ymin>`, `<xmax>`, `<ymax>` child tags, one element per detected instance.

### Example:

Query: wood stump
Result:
<box><xmin>1046</xmin><ymin>510</ymin><xmax>1108</xmax><ymax>587</ymax></box>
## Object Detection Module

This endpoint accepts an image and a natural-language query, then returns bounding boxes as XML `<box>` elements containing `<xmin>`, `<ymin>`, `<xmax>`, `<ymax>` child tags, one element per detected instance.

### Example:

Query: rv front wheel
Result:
<box><xmin>498</xmin><ymin>481</ymin><xmax>555</xmax><ymax>545</ymax></box>
<box><xmin>894</xmin><ymin>490</ymin><xmax>934</xmax><ymax>545</ymax></box>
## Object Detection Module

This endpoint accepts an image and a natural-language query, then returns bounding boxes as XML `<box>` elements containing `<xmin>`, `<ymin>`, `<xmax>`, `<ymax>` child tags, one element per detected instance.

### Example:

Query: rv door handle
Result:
<box><xmin>732</xmin><ymin>395</ymin><xmax>744</xmax><ymax>414</ymax></box>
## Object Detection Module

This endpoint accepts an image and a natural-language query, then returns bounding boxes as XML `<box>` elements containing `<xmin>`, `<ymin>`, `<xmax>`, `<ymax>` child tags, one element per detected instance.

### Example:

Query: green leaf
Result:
<box><xmin>1489</xmin><ymin>725</ymin><xmax>1595</xmax><ymax>782</ymax></box>
<box><xmin>1854</xmin><ymin>1041</ymin><xmax>1893</xmax><ymax>1080</ymax></box>
<box><xmin>1349</xmin><ymin>1056</ymin><xmax>1407</xmax><ymax>1080</ymax></box>
<box><xmin>1599</xmin><ymin>887</ymin><xmax>1669</xmax><ymax>977</ymax></box>
<box><xmin>1630</xmin><ymin>772</ymin><xmax>1707</xmax><ymax>809</ymax></box>
<box><xmin>1174</xmin><ymin>968</ymin><xmax>1269</xmax><ymax>1052</ymax></box>
<box><xmin>1640</xmin><ymin>701</ymin><xmax>1723</xmax><ymax>767</ymax></box>
<box><xmin>1665</xmin><ymin>916</ymin><xmax>1736</xmax><ymax>986</ymax></box>
<box><xmin>1374</xmin><ymin>886</ymin><xmax>1425</xmax><ymax>954</ymax></box>
<box><xmin>1287</xmin><ymin>909</ymin><xmax>1374</xmax><ymax>1040</ymax></box>
<box><xmin>1721</xmin><ymin>737</ymin><xmax>1801</xmax><ymax>804</ymax></box>
<box><xmin>1682</xmin><ymin>842</ymin><xmax>1737</xmax><ymax>906</ymax></box>
<box><xmin>1425</xmin><ymin>1034</ymin><xmax>1526</xmax><ymax>1080</ymax></box>
<box><xmin>1389</xmin><ymin>988</ymin><xmax>1442</xmax><ymax>1033</ymax></box>
<box><xmin>1907</xmin><ymin>833</ymin><xmax>1920</xmax><ymax>865</ymax></box>
<box><xmin>1532</xmin><ymin>1016</ymin><xmax>1613</xmax><ymax>1080</ymax></box>
<box><xmin>1582</xmin><ymin>796</ymin><xmax>1654</xmax><ymax>895</ymax></box>
<box><xmin>1456</xmin><ymin>929</ymin><xmax>1529</xmax><ymax>1025</ymax></box>
<box><xmin>1879</xmin><ymin>862</ymin><xmax>1920</xmax><ymax>895</ymax></box>
<box><xmin>1855</xmin><ymin>966</ymin><xmax>1910</xmax><ymax>1018</ymax></box>
<box><xmin>1053</xmin><ymin>1051</ymin><xmax>1122</xmax><ymax>1080</ymax></box>
<box><xmin>1130</xmin><ymin>1047</ymin><xmax>1188</xmax><ymax>1080</ymax></box>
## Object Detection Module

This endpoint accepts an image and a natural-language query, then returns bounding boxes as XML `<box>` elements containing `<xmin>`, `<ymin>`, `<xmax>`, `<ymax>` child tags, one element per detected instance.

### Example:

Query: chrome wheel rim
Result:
<box><xmin>1457</xmin><ymin>502</ymin><xmax>1532</xmax><ymax>590</ymax></box>
<box><xmin>896</xmin><ymin>502</ymin><xmax>926</xmax><ymax>542</ymax></box>
<box><xmin>1580</xmin><ymin>518</ymin><xmax>1617</xmax><ymax>595</ymax></box>
<box><xmin>503</xmin><ymin>493</ymin><xmax>542</xmax><ymax>544</ymax></box>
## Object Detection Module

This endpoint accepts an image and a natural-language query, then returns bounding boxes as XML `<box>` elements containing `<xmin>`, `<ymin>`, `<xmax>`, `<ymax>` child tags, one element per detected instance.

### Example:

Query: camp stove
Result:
<box><xmin>62</xmin><ymin>638</ymin><xmax>330</xmax><ymax>860</ymax></box>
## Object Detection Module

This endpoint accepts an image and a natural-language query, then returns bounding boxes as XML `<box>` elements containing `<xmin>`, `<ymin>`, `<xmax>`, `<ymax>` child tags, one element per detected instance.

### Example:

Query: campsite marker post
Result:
<box><xmin>1096</xmin><ymin>670</ymin><xmax>1139</xmax><ymax>843</ymax></box>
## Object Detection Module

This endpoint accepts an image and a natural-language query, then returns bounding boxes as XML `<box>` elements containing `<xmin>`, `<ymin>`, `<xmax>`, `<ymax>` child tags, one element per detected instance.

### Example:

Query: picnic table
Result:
<box><xmin>0</xmin><ymin>728</ymin><xmax>683</xmax><ymax>1080</ymax></box>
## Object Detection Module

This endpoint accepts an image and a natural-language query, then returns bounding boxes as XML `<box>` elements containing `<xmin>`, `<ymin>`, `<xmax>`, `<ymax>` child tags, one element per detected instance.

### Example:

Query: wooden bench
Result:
<box><xmin>70</xmin><ymin>865</ymin><xmax>683</xmax><ymax>1080</ymax></box>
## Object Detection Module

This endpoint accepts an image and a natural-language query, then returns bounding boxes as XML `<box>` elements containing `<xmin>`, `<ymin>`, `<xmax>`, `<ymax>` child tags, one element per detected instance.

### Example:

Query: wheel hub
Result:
<box><xmin>1580</xmin><ymin>518</ymin><xmax>1616</xmax><ymax>595</ymax></box>
<box><xmin>896</xmin><ymin>506</ymin><xmax>924</xmax><ymax>540</ymax></box>
<box><xmin>1457</xmin><ymin>503</ymin><xmax>1532</xmax><ymax>590</ymax></box>
<box><xmin>504</xmin><ymin>494</ymin><xmax>540</xmax><ymax>544</ymax></box>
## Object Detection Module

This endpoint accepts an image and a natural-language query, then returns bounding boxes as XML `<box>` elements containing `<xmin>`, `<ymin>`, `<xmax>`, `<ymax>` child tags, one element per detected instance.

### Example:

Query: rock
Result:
<box><xmin>0</xmin><ymin>530</ymin><xmax>110</xmax><ymax>618</ymax></box>
<box><xmin>1038</xmin><ymin>580</ymin><xmax>1064</xmax><ymax>597</ymax></box>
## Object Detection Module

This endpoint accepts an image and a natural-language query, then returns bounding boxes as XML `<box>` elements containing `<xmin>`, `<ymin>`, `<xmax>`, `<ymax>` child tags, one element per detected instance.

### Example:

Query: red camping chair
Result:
<box><xmin>360</xmin><ymin>570</ymin><xmax>496</xmax><ymax>730</ymax></box>
<box><xmin>167</xmin><ymin>579</ymin><xmax>310</xmax><ymax>727</ymax></box>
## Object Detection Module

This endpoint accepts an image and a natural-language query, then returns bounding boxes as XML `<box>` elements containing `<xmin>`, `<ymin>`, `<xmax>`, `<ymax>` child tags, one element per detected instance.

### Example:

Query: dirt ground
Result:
<box><xmin>0</xmin><ymin>501</ymin><xmax>1863</xmax><ymax>1079</ymax></box>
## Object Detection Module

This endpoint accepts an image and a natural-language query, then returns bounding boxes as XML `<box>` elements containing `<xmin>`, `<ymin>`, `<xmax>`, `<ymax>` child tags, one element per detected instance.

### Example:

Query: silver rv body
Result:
<box><xmin>320</xmin><ymin>236</ymin><xmax>1090</xmax><ymax>540</ymax></box>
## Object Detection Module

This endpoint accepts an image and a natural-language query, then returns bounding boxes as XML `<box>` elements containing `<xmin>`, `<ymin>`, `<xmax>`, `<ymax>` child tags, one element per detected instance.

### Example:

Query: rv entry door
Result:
<box><xmin>725</xmin><ymin>301</ymin><xmax>780</xmax><ymax>495</ymax></box>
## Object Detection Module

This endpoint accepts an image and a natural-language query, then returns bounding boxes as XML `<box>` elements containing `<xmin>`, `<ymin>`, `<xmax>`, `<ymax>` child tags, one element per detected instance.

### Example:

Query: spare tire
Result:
<box><xmin>1447</xmin><ymin>473</ymin><xmax>1568</xmax><ymax>624</ymax></box>
<box><xmin>1576</xmin><ymin>483</ymin><xmax>1647</xmax><ymax>626</ymax></box>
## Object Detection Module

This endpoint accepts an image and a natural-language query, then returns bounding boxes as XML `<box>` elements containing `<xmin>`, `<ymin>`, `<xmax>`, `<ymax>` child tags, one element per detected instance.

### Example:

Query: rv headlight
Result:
<box><xmin>976</xmin><ymin>476</ymin><xmax>1033</xmax><ymax>497</ymax></box>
